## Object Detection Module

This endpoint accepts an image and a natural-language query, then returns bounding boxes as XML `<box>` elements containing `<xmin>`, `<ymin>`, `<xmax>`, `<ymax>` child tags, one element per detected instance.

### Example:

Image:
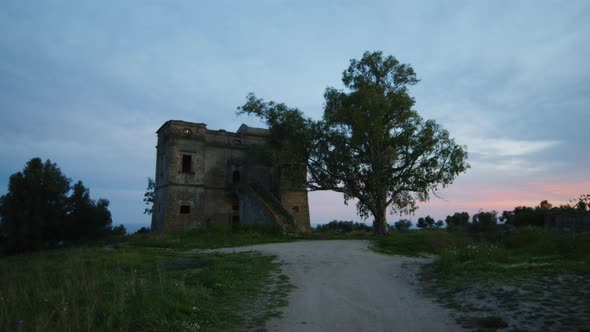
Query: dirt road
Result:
<box><xmin>217</xmin><ymin>240</ymin><xmax>462</xmax><ymax>332</ymax></box>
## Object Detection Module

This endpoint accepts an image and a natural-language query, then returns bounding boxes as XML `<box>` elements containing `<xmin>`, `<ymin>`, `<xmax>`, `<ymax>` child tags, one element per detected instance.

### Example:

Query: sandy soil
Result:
<box><xmin>214</xmin><ymin>240</ymin><xmax>462</xmax><ymax>332</ymax></box>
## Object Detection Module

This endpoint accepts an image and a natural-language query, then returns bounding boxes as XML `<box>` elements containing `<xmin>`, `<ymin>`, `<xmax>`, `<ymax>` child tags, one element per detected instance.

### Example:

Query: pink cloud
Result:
<box><xmin>528</xmin><ymin>180</ymin><xmax>590</xmax><ymax>198</ymax></box>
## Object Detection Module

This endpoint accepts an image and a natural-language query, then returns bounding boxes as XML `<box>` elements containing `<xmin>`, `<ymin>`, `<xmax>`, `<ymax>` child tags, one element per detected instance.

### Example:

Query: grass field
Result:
<box><xmin>127</xmin><ymin>224</ymin><xmax>291</xmax><ymax>250</ymax></box>
<box><xmin>0</xmin><ymin>226</ymin><xmax>294</xmax><ymax>331</ymax></box>
<box><xmin>5</xmin><ymin>224</ymin><xmax>589</xmax><ymax>331</ymax></box>
<box><xmin>373</xmin><ymin>228</ymin><xmax>590</xmax><ymax>331</ymax></box>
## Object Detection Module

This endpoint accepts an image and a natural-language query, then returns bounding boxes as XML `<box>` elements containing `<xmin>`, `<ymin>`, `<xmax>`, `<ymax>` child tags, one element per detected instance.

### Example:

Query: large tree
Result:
<box><xmin>0</xmin><ymin>158</ymin><xmax>113</xmax><ymax>253</ymax></box>
<box><xmin>239</xmin><ymin>51</ymin><xmax>469</xmax><ymax>235</ymax></box>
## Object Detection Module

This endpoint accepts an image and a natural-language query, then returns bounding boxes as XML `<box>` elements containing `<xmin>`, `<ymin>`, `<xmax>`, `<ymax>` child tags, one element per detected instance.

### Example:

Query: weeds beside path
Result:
<box><xmin>373</xmin><ymin>229</ymin><xmax>590</xmax><ymax>331</ymax></box>
<box><xmin>0</xmin><ymin>227</ymin><xmax>293</xmax><ymax>331</ymax></box>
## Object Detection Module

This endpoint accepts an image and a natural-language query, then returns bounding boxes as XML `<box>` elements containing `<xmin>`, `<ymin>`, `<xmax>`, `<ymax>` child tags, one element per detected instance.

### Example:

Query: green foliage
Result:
<box><xmin>314</xmin><ymin>220</ymin><xmax>372</xmax><ymax>233</ymax></box>
<box><xmin>501</xmin><ymin>197</ymin><xmax>589</xmax><ymax>229</ymax></box>
<box><xmin>110</xmin><ymin>224</ymin><xmax>127</xmax><ymax>236</ymax></box>
<box><xmin>143</xmin><ymin>177</ymin><xmax>155</xmax><ymax>215</ymax></box>
<box><xmin>66</xmin><ymin>181</ymin><xmax>112</xmax><ymax>241</ymax></box>
<box><xmin>0</xmin><ymin>158</ymin><xmax>112</xmax><ymax>253</ymax></box>
<box><xmin>237</xmin><ymin>94</ymin><xmax>314</xmax><ymax>189</ymax></box>
<box><xmin>417</xmin><ymin>215</ymin><xmax>436</xmax><ymax>229</ymax></box>
<box><xmin>500</xmin><ymin>200</ymin><xmax>552</xmax><ymax>227</ymax></box>
<box><xmin>372</xmin><ymin>230</ymin><xmax>470</xmax><ymax>256</ymax></box>
<box><xmin>314</xmin><ymin>51</ymin><xmax>469</xmax><ymax>235</ymax></box>
<box><xmin>393</xmin><ymin>219</ymin><xmax>412</xmax><ymax>232</ymax></box>
<box><xmin>569</xmin><ymin>193</ymin><xmax>590</xmax><ymax>211</ymax></box>
<box><xmin>237</xmin><ymin>93</ymin><xmax>315</xmax><ymax>165</ymax></box>
<box><xmin>238</xmin><ymin>51</ymin><xmax>469</xmax><ymax>236</ymax></box>
<box><xmin>134</xmin><ymin>226</ymin><xmax>150</xmax><ymax>234</ymax></box>
<box><xmin>432</xmin><ymin>230</ymin><xmax>590</xmax><ymax>278</ymax></box>
<box><xmin>0</xmin><ymin>246</ymin><xmax>285</xmax><ymax>331</ymax></box>
<box><xmin>468</xmin><ymin>210</ymin><xmax>498</xmax><ymax>232</ymax></box>
<box><xmin>374</xmin><ymin>228</ymin><xmax>590</xmax><ymax>277</ymax></box>
<box><xmin>445</xmin><ymin>212</ymin><xmax>470</xmax><ymax>231</ymax></box>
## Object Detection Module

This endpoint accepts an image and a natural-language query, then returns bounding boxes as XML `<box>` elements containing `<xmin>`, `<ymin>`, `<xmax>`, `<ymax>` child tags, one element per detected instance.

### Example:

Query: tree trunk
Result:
<box><xmin>373</xmin><ymin>202</ymin><xmax>388</xmax><ymax>236</ymax></box>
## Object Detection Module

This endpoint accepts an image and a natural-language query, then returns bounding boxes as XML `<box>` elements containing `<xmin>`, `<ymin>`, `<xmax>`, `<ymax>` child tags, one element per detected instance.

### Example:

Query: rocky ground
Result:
<box><xmin>423</xmin><ymin>272</ymin><xmax>590</xmax><ymax>331</ymax></box>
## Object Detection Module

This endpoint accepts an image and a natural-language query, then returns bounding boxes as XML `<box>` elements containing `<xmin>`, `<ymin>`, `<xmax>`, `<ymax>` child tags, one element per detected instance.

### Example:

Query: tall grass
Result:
<box><xmin>128</xmin><ymin>224</ymin><xmax>289</xmax><ymax>250</ymax></box>
<box><xmin>0</xmin><ymin>246</ymin><xmax>280</xmax><ymax>331</ymax></box>
<box><xmin>372</xmin><ymin>229</ymin><xmax>470</xmax><ymax>256</ymax></box>
<box><xmin>432</xmin><ymin>229</ymin><xmax>590</xmax><ymax>278</ymax></box>
<box><xmin>374</xmin><ymin>228</ymin><xmax>590</xmax><ymax>277</ymax></box>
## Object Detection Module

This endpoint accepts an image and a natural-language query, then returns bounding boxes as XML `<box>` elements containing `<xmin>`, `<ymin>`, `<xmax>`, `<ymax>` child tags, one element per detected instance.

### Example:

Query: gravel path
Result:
<box><xmin>215</xmin><ymin>240</ymin><xmax>462</xmax><ymax>332</ymax></box>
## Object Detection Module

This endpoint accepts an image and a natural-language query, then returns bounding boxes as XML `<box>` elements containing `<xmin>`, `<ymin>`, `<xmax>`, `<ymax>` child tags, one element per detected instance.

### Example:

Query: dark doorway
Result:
<box><xmin>232</xmin><ymin>170</ymin><xmax>240</xmax><ymax>184</ymax></box>
<box><xmin>231</xmin><ymin>194</ymin><xmax>239</xmax><ymax>211</ymax></box>
<box><xmin>231</xmin><ymin>194</ymin><xmax>240</xmax><ymax>225</ymax></box>
<box><xmin>232</xmin><ymin>215</ymin><xmax>240</xmax><ymax>225</ymax></box>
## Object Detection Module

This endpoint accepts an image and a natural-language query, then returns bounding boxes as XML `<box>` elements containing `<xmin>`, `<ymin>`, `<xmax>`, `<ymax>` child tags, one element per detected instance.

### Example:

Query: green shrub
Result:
<box><xmin>314</xmin><ymin>220</ymin><xmax>372</xmax><ymax>233</ymax></box>
<box><xmin>393</xmin><ymin>219</ymin><xmax>412</xmax><ymax>232</ymax></box>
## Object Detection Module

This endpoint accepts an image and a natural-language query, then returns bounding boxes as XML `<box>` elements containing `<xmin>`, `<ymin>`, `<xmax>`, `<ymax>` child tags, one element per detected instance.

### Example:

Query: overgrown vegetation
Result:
<box><xmin>373</xmin><ymin>228</ymin><xmax>590</xmax><ymax>330</ymax></box>
<box><xmin>128</xmin><ymin>224</ymin><xmax>291</xmax><ymax>250</ymax></box>
<box><xmin>0</xmin><ymin>245</ymin><xmax>287</xmax><ymax>331</ymax></box>
<box><xmin>303</xmin><ymin>220</ymin><xmax>373</xmax><ymax>240</ymax></box>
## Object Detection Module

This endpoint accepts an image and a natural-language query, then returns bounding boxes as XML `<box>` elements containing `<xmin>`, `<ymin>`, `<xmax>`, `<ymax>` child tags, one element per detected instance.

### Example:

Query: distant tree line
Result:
<box><xmin>314</xmin><ymin>220</ymin><xmax>372</xmax><ymax>233</ymax></box>
<box><xmin>388</xmin><ymin>196</ymin><xmax>589</xmax><ymax>235</ymax></box>
<box><xmin>0</xmin><ymin>158</ymin><xmax>121</xmax><ymax>254</ymax></box>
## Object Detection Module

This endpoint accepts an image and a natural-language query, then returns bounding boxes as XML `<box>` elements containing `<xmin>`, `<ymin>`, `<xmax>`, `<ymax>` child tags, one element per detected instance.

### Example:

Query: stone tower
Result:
<box><xmin>151</xmin><ymin>120</ymin><xmax>311</xmax><ymax>233</ymax></box>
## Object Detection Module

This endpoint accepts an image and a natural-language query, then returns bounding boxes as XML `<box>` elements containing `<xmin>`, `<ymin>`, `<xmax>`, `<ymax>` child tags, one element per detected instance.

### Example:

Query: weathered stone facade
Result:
<box><xmin>151</xmin><ymin>120</ymin><xmax>311</xmax><ymax>233</ymax></box>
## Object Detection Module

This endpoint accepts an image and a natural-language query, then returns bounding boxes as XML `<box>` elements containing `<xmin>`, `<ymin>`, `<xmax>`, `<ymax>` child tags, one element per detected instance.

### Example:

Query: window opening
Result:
<box><xmin>181</xmin><ymin>154</ymin><xmax>192</xmax><ymax>173</ymax></box>
<box><xmin>180</xmin><ymin>205</ymin><xmax>190</xmax><ymax>214</ymax></box>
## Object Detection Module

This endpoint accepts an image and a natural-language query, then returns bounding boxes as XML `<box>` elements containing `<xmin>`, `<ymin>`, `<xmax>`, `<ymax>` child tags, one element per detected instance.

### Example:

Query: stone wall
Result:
<box><xmin>151</xmin><ymin>120</ymin><xmax>311</xmax><ymax>233</ymax></box>
<box><xmin>280</xmin><ymin>190</ymin><xmax>311</xmax><ymax>232</ymax></box>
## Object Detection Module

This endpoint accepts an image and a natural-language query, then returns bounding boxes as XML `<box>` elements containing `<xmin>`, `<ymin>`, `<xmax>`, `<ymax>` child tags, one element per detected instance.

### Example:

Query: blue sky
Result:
<box><xmin>1</xmin><ymin>1</ymin><xmax>589</xmax><ymax>228</ymax></box>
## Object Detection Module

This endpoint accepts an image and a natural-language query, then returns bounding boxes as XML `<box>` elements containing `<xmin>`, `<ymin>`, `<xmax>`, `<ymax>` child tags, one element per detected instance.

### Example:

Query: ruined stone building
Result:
<box><xmin>151</xmin><ymin>120</ymin><xmax>311</xmax><ymax>233</ymax></box>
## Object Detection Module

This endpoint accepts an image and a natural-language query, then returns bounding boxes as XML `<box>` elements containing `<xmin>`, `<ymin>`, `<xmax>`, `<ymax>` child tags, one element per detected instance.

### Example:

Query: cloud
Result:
<box><xmin>0</xmin><ymin>0</ymin><xmax>588</xmax><ymax>226</ymax></box>
<box><xmin>529</xmin><ymin>181</ymin><xmax>590</xmax><ymax>199</ymax></box>
<box><xmin>468</xmin><ymin>138</ymin><xmax>561</xmax><ymax>157</ymax></box>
